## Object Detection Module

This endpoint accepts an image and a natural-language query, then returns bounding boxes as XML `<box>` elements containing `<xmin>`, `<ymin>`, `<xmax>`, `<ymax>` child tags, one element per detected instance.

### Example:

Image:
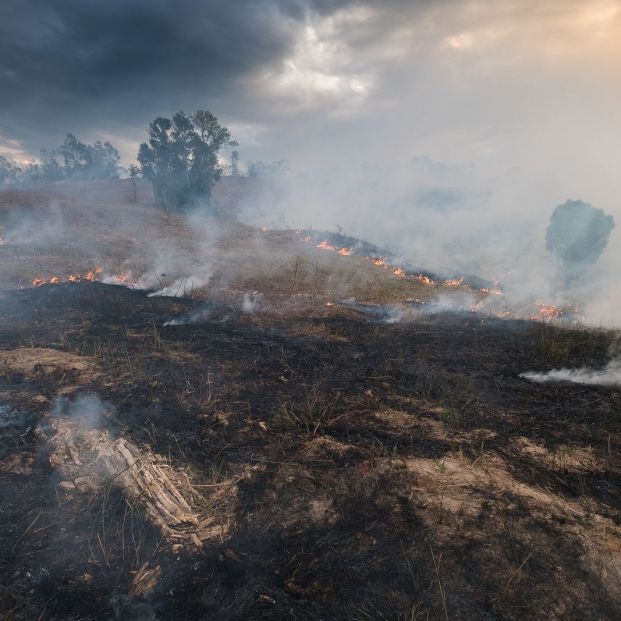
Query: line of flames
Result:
<box><xmin>310</xmin><ymin>238</ymin><xmax>475</xmax><ymax>289</ymax></box>
<box><xmin>31</xmin><ymin>267</ymin><xmax>135</xmax><ymax>288</ymax></box>
<box><xmin>32</xmin><ymin>267</ymin><xmax>103</xmax><ymax>287</ymax></box>
<box><xmin>26</xmin><ymin>229</ymin><xmax>566</xmax><ymax>323</ymax></box>
<box><xmin>306</xmin><ymin>235</ymin><xmax>565</xmax><ymax>321</ymax></box>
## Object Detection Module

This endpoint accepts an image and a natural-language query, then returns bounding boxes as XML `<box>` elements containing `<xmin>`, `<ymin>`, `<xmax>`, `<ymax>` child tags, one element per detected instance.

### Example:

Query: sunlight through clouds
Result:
<box><xmin>257</xmin><ymin>7</ymin><xmax>375</xmax><ymax>111</ymax></box>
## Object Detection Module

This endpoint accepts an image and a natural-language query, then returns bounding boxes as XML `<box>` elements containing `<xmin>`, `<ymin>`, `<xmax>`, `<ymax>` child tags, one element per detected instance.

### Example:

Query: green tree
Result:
<box><xmin>138</xmin><ymin>109</ymin><xmax>234</xmax><ymax>212</ymax></box>
<box><xmin>58</xmin><ymin>134</ymin><xmax>119</xmax><ymax>179</ymax></box>
<box><xmin>546</xmin><ymin>199</ymin><xmax>615</xmax><ymax>287</ymax></box>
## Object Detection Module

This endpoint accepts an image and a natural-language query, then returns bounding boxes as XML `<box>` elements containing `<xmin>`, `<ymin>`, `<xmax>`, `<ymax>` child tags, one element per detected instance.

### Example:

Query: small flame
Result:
<box><xmin>538</xmin><ymin>304</ymin><xmax>563</xmax><ymax>320</ymax></box>
<box><xmin>317</xmin><ymin>240</ymin><xmax>337</xmax><ymax>251</ymax></box>
<box><xmin>393</xmin><ymin>267</ymin><xmax>406</xmax><ymax>278</ymax></box>
<box><xmin>338</xmin><ymin>247</ymin><xmax>352</xmax><ymax>256</ymax></box>
<box><xmin>444</xmin><ymin>278</ymin><xmax>464</xmax><ymax>288</ymax></box>
<box><xmin>480</xmin><ymin>287</ymin><xmax>504</xmax><ymax>297</ymax></box>
<box><xmin>373</xmin><ymin>257</ymin><xmax>388</xmax><ymax>268</ymax></box>
<box><xmin>32</xmin><ymin>266</ymin><xmax>102</xmax><ymax>287</ymax></box>
<box><xmin>416</xmin><ymin>274</ymin><xmax>434</xmax><ymax>286</ymax></box>
<box><xmin>112</xmin><ymin>272</ymin><xmax>134</xmax><ymax>284</ymax></box>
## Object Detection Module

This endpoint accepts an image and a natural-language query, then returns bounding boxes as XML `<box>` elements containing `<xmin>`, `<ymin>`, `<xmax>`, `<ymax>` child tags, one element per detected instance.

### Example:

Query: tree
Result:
<box><xmin>58</xmin><ymin>134</ymin><xmax>119</xmax><ymax>179</ymax></box>
<box><xmin>138</xmin><ymin>109</ymin><xmax>234</xmax><ymax>212</ymax></box>
<box><xmin>0</xmin><ymin>136</ymin><xmax>119</xmax><ymax>186</ymax></box>
<box><xmin>247</xmin><ymin>159</ymin><xmax>289</xmax><ymax>178</ymax></box>
<box><xmin>39</xmin><ymin>149</ymin><xmax>64</xmax><ymax>183</ymax></box>
<box><xmin>0</xmin><ymin>156</ymin><xmax>16</xmax><ymax>185</ymax></box>
<box><xmin>128</xmin><ymin>164</ymin><xmax>140</xmax><ymax>205</ymax></box>
<box><xmin>546</xmin><ymin>199</ymin><xmax>615</xmax><ymax>287</ymax></box>
<box><xmin>231</xmin><ymin>150</ymin><xmax>240</xmax><ymax>177</ymax></box>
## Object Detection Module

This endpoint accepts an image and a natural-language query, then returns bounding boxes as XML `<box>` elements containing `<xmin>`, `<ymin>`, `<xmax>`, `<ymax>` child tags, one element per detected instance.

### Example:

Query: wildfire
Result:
<box><xmin>537</xmin><ymin>304</ymin><xmax>563</xmax><ymax>321</ymax></box>
<box><xmin>111</xmin><ymin>273</ymin><xmax>134</xmax><ymax>285</ymax></box>
<box><xmin>480</xmin><ymin>287</ymin><xmax>504</xmax><ymax>297</ymax></box>
<box><xmin>32</xmin><ymin>266</ymin><xmax>103</xmax><ymax>287</ymax></box>
<box><xmin>303</xmin><ymin>235</ymin><xmax>573</xmax><ymax>324</ymax></box>
<box><xmin>416</xmin><ymin>274</ymin><xmax>434</xmax><ymax>286</ymax></box>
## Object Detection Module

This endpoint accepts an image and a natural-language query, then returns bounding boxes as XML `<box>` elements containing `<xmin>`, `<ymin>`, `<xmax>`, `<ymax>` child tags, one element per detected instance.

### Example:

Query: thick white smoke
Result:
<box><xmin>521</xmin><ymin>359</ymin><xmax>621</xmax><ymax>388</ymax></box>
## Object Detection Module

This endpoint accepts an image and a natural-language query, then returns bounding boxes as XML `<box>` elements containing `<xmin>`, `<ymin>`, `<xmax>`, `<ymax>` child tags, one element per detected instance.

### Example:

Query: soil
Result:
<box><xmin>0</xmin><ymin>281</ymin><xmax>619</xmax><ymax>620</ymax></box>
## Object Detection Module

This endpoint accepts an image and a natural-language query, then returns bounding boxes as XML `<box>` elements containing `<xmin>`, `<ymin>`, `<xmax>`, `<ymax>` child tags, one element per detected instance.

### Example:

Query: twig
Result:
<box><xmin>430</xmin><ymin>542</ymin><xmax>449</xmax><ymax>621</ymax></box>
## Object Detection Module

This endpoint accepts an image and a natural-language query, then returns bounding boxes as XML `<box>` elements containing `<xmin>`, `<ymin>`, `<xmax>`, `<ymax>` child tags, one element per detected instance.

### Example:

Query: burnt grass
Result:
<box><xmin>0</xmin><ymin>282</ymin><xmax>620</xmax><ymax>620</ymax></box>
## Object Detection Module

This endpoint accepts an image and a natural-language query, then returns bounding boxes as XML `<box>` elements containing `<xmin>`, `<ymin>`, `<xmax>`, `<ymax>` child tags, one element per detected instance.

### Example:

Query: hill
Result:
<box><xmin>0</xmin><ymin>181</ymin><xmax>620</xmax><ymax>620</ymax></box>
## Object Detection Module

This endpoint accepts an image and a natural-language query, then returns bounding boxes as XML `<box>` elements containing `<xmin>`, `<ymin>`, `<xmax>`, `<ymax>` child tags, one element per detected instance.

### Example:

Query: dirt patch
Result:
<box><xmin>0</xmin><ymin>347</ymin><xmax>98</xmax><ymax>395</ymax></box>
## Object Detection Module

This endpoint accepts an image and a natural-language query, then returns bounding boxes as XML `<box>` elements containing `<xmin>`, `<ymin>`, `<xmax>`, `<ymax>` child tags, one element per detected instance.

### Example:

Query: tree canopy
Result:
<box><xmin>546</xmin><ymin>199</ymin><xmax>615</xmax><ymax>286</ymax></box>
<box><xmin>138</xmin><ymin>109</ymin><xmax>234</xmax><ymax>212</ymax></box>
<box><xmin>0</xmin><ymin>135</ymin><xmax>120</xmax><ymax>186</ymax></box>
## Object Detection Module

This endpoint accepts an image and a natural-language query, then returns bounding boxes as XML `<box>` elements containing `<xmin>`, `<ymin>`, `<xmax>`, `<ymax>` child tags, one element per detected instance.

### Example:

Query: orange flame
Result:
<box><xmin>338</xmin><ymin>247</ymin><xmax>352</xmax><ymax>256</ymax></box>
<box><xmin>32</xmin><ymin>266</ymin><xmax>102</xmax><ymax>287</ymax></box>
<box><xmin>393</xmin><ymin>267</ymin><xmax>406</xmax><ymax>278</ymax></box>
<box><xmin>416</xmin><ymin>274</ymin><xmax>434</xmax><ymax>286</ymax></box>
<box><xmin>480</xmin><ymin>287</ymin><xmax>504</xmax><ymax>297</ymax></box>
<box><xmin>538</xmin><ymin>304</ymin><xmax>562</xmax><ymax>320</ymax></box>
<box><xmin>317</xmin><ymin>240</ymin><xmax>337</xmax><ymax>251</ymax></box>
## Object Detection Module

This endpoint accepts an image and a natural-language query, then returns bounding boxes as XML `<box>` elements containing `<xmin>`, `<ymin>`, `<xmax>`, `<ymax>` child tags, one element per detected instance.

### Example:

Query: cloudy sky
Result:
<box><xmin>1</xmin><ymin>1</ymin><xmax>619</xmax><ymax>174</ymax></box>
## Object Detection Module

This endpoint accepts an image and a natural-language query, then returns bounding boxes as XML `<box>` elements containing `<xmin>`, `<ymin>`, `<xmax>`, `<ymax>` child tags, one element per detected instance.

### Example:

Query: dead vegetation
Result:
<box><xmin>0</xmin><ymin>183</ymin><xmax>620</xmax><ymax>620</ymax></box>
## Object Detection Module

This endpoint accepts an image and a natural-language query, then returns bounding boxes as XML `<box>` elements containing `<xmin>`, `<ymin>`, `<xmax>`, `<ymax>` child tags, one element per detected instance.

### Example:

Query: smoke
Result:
<box><xmin>118</xmin><ymin>208</ymin><xmax>221</xmax><ymax>295</ymax></box>
<box><xmin>148</xmin><ymin>276</ymin><xmax>208</xmax><ymax>298</ymax></box>
<box><xmin>237</xmin><ymin>157</ymin><xmax>619</xmax><ymax>327</ymax></box>
<box><xmin>521</xmin><ymin>359</ymin><xmax>621</xmax><ymax>388</ymax></box>
<box><xmin>3</xmin><ymin>201</ymin><xmax>65</xmax><ymax>245</ymax></box>
<box><xmin>242</xmin><ymin>291</ymin><xmax>262</xmax><ymax>313</ymax></box>
<box><xmin>522</xmin><ymin>337</ymin><xmax>621</xmax><ymax>388</ymax></box>
<box><xmin>50</xmin><ymin>393</ymin><xmax>113</xmax><ymax>429</ymax></box>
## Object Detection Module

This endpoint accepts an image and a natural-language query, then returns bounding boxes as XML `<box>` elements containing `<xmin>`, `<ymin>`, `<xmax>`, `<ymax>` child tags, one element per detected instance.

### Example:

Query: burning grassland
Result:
<box><xmin>0</xmin><ymin>184</ymin><xmax>582</xmax><ymax>328</ymax></box>
<box><xmin>0</xmin><ymin>183</ymin><xmax>620</xmax><ymax>620</ymax></box>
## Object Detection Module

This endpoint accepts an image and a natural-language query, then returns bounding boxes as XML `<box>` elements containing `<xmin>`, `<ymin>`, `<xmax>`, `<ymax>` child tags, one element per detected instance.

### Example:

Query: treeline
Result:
<box><xmin>0</xmin><ymin>108</ymin><xmax>287</xmax><ymax>214</ymax></box>
<box><xmin>0</xmin><ymin>134</ymin><xmax>120</xmax><ymax>185</ymax></box>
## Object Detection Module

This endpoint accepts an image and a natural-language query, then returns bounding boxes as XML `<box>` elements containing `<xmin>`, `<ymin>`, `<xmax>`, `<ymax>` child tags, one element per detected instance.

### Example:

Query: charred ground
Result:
<box><xmin>0</xmin><ymin>183</ymin><xmax>620</xmax><ymax>620</ymax></box>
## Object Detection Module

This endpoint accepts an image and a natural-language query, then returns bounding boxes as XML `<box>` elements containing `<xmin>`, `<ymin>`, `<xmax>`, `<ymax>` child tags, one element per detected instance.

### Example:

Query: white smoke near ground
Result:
<box><xmin>162</xmin><ymin>291</ymin><xmax>263</xmax><ymax>326</ymax></box>
<box><xmin>163</xmin><ymin>307</ymin><xmax>213</xmax><ymax>326</ymax></box>
<box><xmin>148</xmin><ymin>275</ymin><xmax>208</xmax><ymax>298</ymax></box>
<box><xmin>522</xmin><ymin>339</ymin><xmax>621</xmax><ymax>387</ymax></box>
<box><xmin>242</xmin><ymin>291</ymin><xmax>262</xmax><ymax>313</ymax></box>
<box><xmin>50</xmin><ymin>393</ymin><xmax>113</xmax><ymax>429</ymax></box>
<box><xmin>342</xmin><ymin>291</ymin><xmax>482</xmax><ymax>324</ymax></box>
<box><xmin>521</xmin><ymin>359</ymin><xmax>621</xmax><ymax>388</ymax></box>
<box><xmin>117</xmin><ymin>208</ymin><xmax>221</xmax><ymax>295</ymax></box>
<box><xmin>238</xmin><ymin>158</ymin><xmax>619</xmax><ymax>328</ymax></box>
<box><xmin>3</xmin><ymin>201</ymin><xmax>65</xmax><ymax>245</ymax></box>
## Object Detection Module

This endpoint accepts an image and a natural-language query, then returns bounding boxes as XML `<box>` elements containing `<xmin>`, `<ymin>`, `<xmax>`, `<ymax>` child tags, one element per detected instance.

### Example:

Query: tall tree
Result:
<box><xmin>128</xmin><ymin>164</ymin><xmax>140</xmax><ymax>205</ymax></box>
<box><xmin>58</xmin><ymin>134</ymin><xmax>119</xmax><ymax>180</ymax></box>
<box><xmin>138</xmin><ymin>109</ymin><xmax>234</xmax><ymax>212</ymax></box>
<box><xmin>546</xmin><ymin>199</ymin><xmax>615</xmax><ymax>287</ymax></box>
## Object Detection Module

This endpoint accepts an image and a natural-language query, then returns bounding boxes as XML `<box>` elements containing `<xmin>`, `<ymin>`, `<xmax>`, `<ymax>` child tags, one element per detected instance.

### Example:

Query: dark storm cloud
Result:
<box><xmin>0</xmin><ymin>0</ymin><xmax>360</xmax><ymax>151</ymax></box>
